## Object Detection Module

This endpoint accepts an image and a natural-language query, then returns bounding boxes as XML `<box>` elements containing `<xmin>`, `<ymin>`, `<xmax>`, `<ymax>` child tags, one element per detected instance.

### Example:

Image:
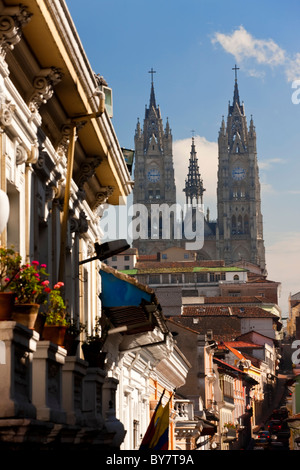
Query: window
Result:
<box><xmin>149</xmin><ymin>274</ymin><xmax>160</xmax><ymax>284</ymax></box>
<box><xmin>210</xmin><ymin>272</ymin><xmax>226</xmax><ymax>282</ymax></box>
<box><xmin>233</xmin><ymin>275</ymin><xmax>240</xmax><ymax>281</ymax></box>
<box><xmin>162</xmin><ymin>254</ymin><xmax>167</xmax><ymax>259</ymax></box>
<box><xmin>171</xmin><ymin>274</ymin><xmax>182</xmax><ymax>284</ymax></box>
<box><xmin>196</xmin><ymin>273</ymin><xmax>207</xmax><ymax>283</ymax></box>
<box><xmin>185</xmin><ymin>273</ymin><xmax>195</xmax><ymax>283</ymax></box>
<box><xmin>124</xmin><ymin>255</ymin><xmax>130</xmax><ymax>260</ymax></box>
<box><xmin>112</xmin><ymin>255</ymin><xmax>117</xmax><ymax>261</ymax></box>
<box><xmin>133</xmin><ymin>420</ymin><xmax>139</xmax><ymax>449</ymax></box>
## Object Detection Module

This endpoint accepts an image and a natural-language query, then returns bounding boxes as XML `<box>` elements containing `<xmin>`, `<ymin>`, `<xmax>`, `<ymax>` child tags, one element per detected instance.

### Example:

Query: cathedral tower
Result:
<box><xmin>217</xmin><ymin>66</ymin><xmax>266</xmax><ymax>271</ymax></box>
<box><xmin>133</xmin><ymin>70</ymin><xmax>177</xmax><ymax>255</ymax></box>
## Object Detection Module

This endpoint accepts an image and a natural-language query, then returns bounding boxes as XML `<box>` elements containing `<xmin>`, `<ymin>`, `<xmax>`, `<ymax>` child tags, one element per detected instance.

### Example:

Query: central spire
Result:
<box><xmin>183</xmin><ymin>136</ymin><xmax>205</xmax><ymax>205</ymax></box>
<box><xmin>148</xmin><ymin>68</ymin><xmax>157</xmax><ymax>108</ymax></box>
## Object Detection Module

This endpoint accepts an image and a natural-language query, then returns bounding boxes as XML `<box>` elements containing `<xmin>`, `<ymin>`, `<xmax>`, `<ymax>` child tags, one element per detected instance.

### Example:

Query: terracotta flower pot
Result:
<box><xmin>12</xmin><ymin>303</ymin><xmax>40</xmax><ymax>329</ymax></box>
<box><xmin>42</xmin><ymin>325</ymin><xmax>67</xmax><ymax>346</ymax></box>
<box><xmin>0</xmin><ymin>292</ymin><xmax>15</xmax><ymax>320</ymax></box>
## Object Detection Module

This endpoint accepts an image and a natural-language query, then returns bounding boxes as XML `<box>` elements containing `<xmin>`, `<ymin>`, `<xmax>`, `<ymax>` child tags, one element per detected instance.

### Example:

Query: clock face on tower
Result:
<box><xmin>147</xmin><ymin>168</ymin><xmax>160</xmax><ymax>183</ymax></box>
<box><xmin>232</xmin><ymin>167</ymin><xmax>246</xmax><ymax>181</ymax></box>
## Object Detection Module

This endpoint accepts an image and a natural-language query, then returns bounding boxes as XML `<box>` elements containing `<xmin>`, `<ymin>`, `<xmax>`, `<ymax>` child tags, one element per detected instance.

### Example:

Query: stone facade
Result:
<box><xmin>133</xmin><ymin>72</ymin><xmax>266</xmax><ymax>273</ymax></box>
<box><xmin>133</xmin><ymin>74</ymin><xmax>178</xmax><ymax>255</ymax></box>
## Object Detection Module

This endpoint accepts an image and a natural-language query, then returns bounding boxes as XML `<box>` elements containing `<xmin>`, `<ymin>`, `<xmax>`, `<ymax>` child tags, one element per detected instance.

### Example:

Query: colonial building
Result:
<box><xmin>0</xmin><ymin>0</ymin><xmax>132</xmax><ymax>449</ymax></box>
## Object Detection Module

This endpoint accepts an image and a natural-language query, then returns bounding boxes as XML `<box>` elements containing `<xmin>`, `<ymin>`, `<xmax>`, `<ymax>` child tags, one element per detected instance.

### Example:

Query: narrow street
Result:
<box><xmin>247</xmin><ymin>339</ymin><xmax>294</xmax><ymax>450</ymax></box>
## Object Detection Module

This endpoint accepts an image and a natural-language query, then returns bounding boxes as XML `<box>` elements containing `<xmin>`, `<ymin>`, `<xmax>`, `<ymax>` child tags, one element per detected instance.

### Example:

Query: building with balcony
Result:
<box><xmin>0</xmin><ymin>0</ymin><xmax>137</xmax><ymax>450</ymax></box>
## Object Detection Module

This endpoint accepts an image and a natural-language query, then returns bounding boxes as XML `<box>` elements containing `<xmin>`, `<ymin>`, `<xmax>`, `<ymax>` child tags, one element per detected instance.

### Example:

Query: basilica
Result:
<box><xmin>132</xmin><ymin>68</ymin><xmax>266</xmax><ymax>274</ymax></box>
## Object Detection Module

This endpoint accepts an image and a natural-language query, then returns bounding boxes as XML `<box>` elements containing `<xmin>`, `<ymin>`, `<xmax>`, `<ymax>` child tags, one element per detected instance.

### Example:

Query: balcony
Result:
<box><xmin>0</xmin><ymin>321</ymin><xmax>124</xmax><ymax>450</ymax></box>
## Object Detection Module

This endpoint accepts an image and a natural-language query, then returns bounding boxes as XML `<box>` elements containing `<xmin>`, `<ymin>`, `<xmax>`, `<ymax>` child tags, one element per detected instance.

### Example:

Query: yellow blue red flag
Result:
<box><xmin>139</xmin><ymin>390</ymin><xmax>171</xmax><ymax>450</ymax></box>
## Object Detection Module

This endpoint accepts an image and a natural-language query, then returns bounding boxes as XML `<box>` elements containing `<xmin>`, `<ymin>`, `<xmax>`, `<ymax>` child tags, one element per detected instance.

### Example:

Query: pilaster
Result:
<box><xmin>0</xmin><ymin>321</ymin><xmax>39</xmax><ymax>419</ymax></box>
<box><xmin>32</xmin><ymin>340</ymin><xmax>67</xmax><ymax>424</ymax></box>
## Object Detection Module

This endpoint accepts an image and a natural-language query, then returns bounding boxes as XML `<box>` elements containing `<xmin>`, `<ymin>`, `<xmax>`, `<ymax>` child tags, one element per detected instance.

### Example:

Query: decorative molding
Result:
<box><xmin>28</xmin><ymin>67</ymin><xmax>63</xmax><ymax>112</ymax></box>
<box><xmin>70</xmin><ymin>210</ymin><xmax>89</xmax><ymax>234</ymax></box>
<box><xmin>57</xmin><ymin>124</ymin><xmax>72</xmax><ymax>160</ymax></box>
<box><xmin>15</xmin><ymin>141</ymin><xmax>39</xmax><ymax>165</ymax></box>
<box><xmin>33</xmin><ymin>150</ymin><xmax>55</xmax><ymax>181</ymax></box>
<box><xmin>15</xmin><ymin>143</ymin><xmax>27</xmax><ymax>165</ymax></box>
<box><xmin>0</xmin><ymin>4</ymin><xmax>32</xmax><ymax>58</ymax></box>
<box><xmin>77</xmin><ymin>156</ymin><xmax>103</xmax><ymax>190</ymax></box>
<box><xmin>91</xmin><ymin>186</ymin><xmax>114</xmax><ymax>211</ymax></box>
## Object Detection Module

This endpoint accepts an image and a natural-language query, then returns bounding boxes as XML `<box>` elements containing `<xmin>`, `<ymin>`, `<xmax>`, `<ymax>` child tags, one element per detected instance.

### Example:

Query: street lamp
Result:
<box><xmin>79</xmin><ymin>239</ymin><xmax>130</xmax><ymax>265</ymax></box>
<box><xmin>58</xmin><ymin>91</ymin><xmax>105</xmax><ymax>281</ymax></box>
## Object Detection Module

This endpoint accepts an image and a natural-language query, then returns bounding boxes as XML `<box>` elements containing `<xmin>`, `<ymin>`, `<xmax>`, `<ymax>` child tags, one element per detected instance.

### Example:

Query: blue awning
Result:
<box><xmin>100</xmin><ymin>269</ymin><xmax>152</xmax><ymax>308</ymax></box>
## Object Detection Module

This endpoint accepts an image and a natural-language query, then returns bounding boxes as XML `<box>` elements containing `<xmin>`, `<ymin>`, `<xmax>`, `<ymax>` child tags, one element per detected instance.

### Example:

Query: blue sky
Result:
<box><xmin>66</xmin><ymin>0</ymin><xmax>300</xmax><ymax>315</ymax></box>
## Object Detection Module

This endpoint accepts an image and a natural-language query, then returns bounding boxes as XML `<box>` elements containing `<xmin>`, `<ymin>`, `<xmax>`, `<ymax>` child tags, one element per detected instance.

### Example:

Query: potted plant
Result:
<box><xmin>63</xmin><ymin>314</ymin><xmax>86</xmax><ymax>356</ymax></box>
<box><xmin>41</xmin><ymin>282</ymin><xmax>69</xmax><ymax>346</ymax></box>
<box><xmin>223</xmin><ymin>422</ymin><xmax>237</xmax><ymax>439</ymax></box>
<box><xmin>81</xmin><ymin>316</ymin><xmax>110</xmax><ymax>367</ymax></box>
<box><xmin>10</xmin><ymin>260</ymin><xmax>48</xmax><ymax>328</ymax></box>
<box><xmin>0</xmin><ymin>246</ymin><xmax>22</xmax><ymax>320</ymax></box>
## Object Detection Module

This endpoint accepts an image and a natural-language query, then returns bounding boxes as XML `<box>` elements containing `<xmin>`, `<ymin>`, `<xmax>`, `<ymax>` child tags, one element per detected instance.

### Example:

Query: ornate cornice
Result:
<box><xmin>0</xmin><ymin>4</ymin><xmax>32</xmax><ymax>58</ymax></box>
<box><xmin>28</xmin><ymin>67</ymin><xmax>63</xmax><ymax>112</ymax></box>
<box><xmin>70</xmin><ymin>210</ymin><xmax>89</xmax><ymax>234</ymax></box>
<box><xmin>91</xmin><ymin>186</ymin><xmax>114</xmax><ymax>211</ymax></box>
<box><xmin>76</xmin><ymin>156</ymin><xmax>103</xmax><ymax>190</ymax></box>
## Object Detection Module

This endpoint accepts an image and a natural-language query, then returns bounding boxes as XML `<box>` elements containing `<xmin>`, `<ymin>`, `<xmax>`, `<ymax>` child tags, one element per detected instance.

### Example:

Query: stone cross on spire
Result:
<box><xmin>232</xmin><ymin>64</ymin><xmax>239</xmax><ymax>81</ymax></box>
<box><xmin>148</xmin><ymin>68</ymin><xmax>156</xmax><ymax>84</ymax></box>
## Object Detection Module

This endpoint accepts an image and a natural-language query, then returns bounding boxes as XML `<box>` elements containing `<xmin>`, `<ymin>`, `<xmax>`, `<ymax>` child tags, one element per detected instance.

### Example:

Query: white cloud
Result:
<box><xmin>212</xmin><ymin>26</ymin><xmax>286</xmax><ymax>67</ymax></box>
<box><xmin>173</xmin><ymin>135</ymin><xmax>218</xmax><ymax>218</ymax></box>
<box><xmin>212</xmin><ymin>25</ymin><xmax>300</xmax><ymax>82</ymax></box>
<box><xmin>286</xmin><ymin>52</ymin><xmax>300</xmax><ymax>82</ymax></box>
<box><xmin>266</xmin><ymin>232</ymin><xmax>300</xmax><ymax>314</ymax></box>
<box><xmin>288</xmin><ymin>189</ymin><xmax>300</xmax><ymax>195</ymax></box>
<box><xmin>258</xmin><ymin>158</ymin><xmax>285</xmax><ymax>170</ymax></box>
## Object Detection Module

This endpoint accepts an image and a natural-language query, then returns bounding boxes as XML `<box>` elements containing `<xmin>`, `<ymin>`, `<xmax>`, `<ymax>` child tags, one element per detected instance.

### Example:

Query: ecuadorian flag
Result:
<box><xmin>139</xmin><ymin>390</ymin><xmax>171</xmax><ymax>450</ymax></box>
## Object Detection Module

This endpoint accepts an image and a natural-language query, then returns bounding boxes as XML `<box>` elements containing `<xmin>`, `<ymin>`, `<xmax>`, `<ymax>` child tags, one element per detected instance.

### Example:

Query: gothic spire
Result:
<box><xmin>148</xmin><ymin>68</ymin><xmax>156</xmax><ymax>109</ymax></box>
<box><xmin>183</xmin><ymin>137</ymin><xmax>205</xmax><ymax>205</ymax></box>
<box><xmin>232</xmin><ymin>64</ymin><xmax>240</xmax><ymax>107</ymax></box>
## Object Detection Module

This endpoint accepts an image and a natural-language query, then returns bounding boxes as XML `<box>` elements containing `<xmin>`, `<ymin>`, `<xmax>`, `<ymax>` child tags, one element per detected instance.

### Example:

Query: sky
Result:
<box><xmin>65</xmin><ymin>0</ymin><xmax>300</xmax><ymax>316</ymax></box>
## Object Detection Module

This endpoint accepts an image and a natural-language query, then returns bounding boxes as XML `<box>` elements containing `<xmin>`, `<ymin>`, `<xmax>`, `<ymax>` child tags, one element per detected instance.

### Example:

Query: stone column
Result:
<box><xmin>0</xmin><ymin>321</ymin><xmax>39</xmax><ymax>418</ymax></box>
<box><xmin>32</xmin><ymin>340</ymin><xmax>67</xmax><ymax>423</ymax></box>
<box><xmin>82</xmin><ymin>367</ymin><xmax>106</xmax><ymax>428</ymax></box>
<box><xmin>62</xmin><ymin>356</ymin><xmax>88</xmax><ymax>425</ymax></box>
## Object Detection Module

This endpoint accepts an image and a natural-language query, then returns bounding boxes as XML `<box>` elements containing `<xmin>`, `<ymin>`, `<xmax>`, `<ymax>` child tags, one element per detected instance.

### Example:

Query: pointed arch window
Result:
<box><xmin>232</xmin><ymin>215</ymin><xmax>237</xmax><ymax>234</ymax></box>
<box><xmin>237</xmin><ymin>215</ymin><xmax>243</xmax><ymax>233</ymax></box>
<box><xmin>244</xmin><ymin>214</ymin><xmax>249</xmax><ymax>234</ymax></box>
